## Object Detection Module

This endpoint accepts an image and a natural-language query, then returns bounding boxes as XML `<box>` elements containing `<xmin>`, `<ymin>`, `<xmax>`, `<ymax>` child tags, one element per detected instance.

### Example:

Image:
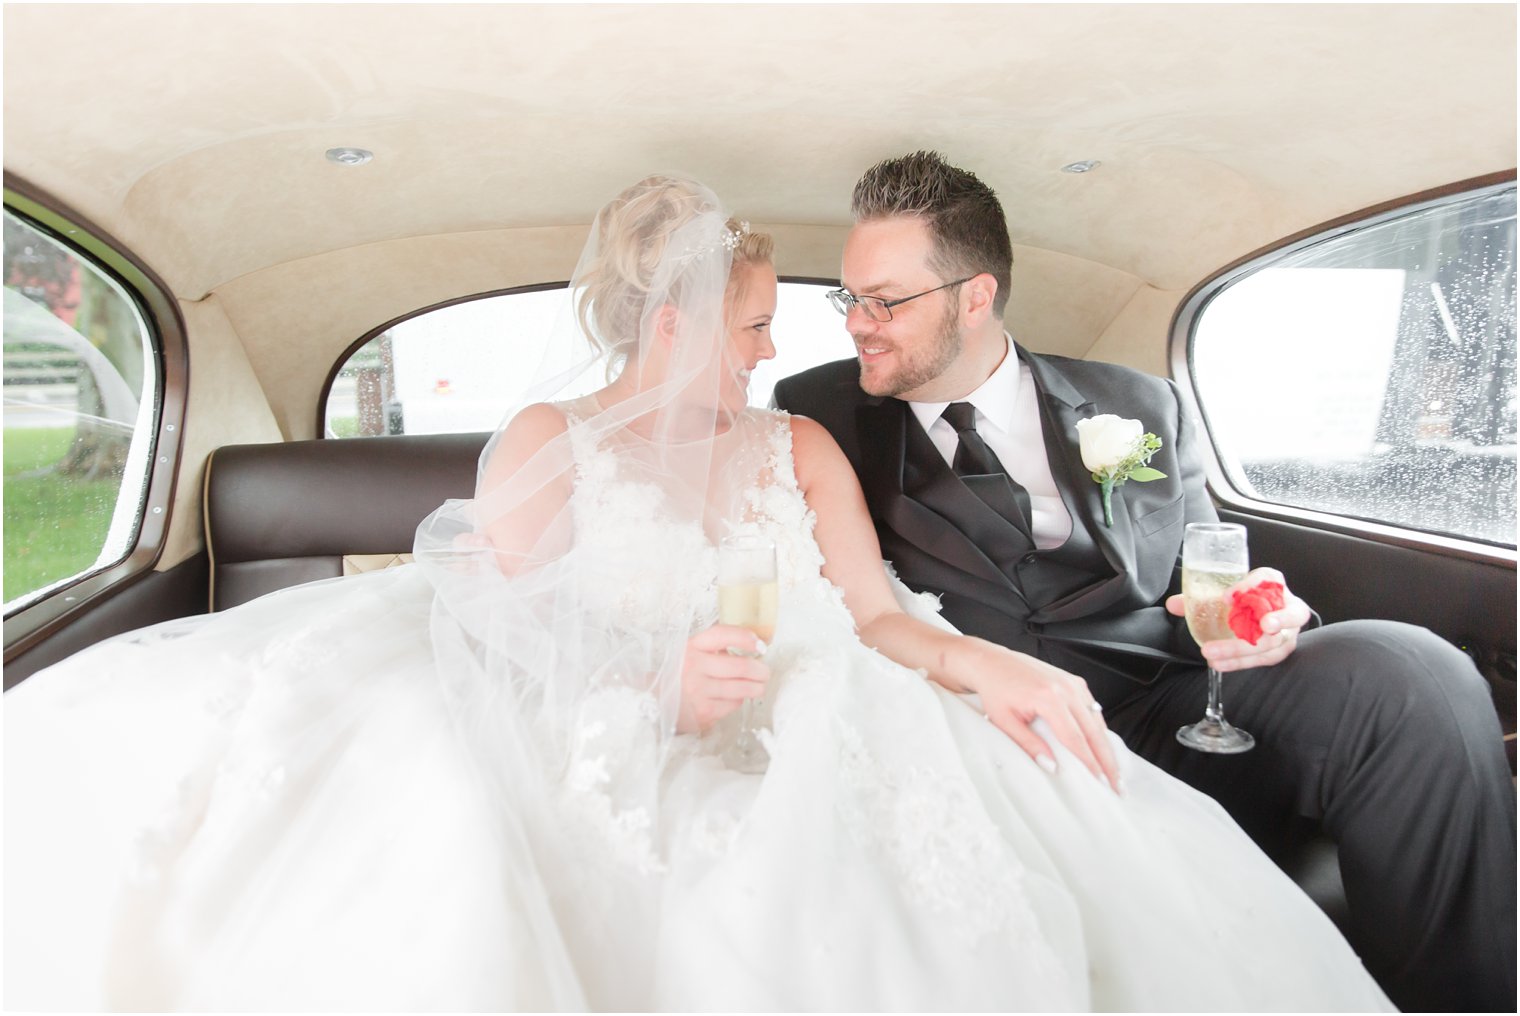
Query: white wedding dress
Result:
<box><xmin>5</xmin><ymin>407</ymin><xmax>1392</xmax><ymax>1012</ymax></box>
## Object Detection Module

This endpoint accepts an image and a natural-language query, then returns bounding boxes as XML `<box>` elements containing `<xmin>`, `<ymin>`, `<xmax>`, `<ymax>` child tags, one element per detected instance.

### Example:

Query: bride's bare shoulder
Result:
<box><xmin>500</xmin><ymin>401</ymin><xmax>572</xmax><ymax>449</ymax></box>
<box><xmin>785</xmin><ymin>413</ymin><xmax>852</xmax><ymax>486</ymax></box>
<box><xmin>480</xmin><ymin>402</ymin><xmax>573</xmax><ymax>484</ymax></box>
<box><xmin>513</xmin><ymin>400</ymin><xmax>573</xmax><ymax>433</ymax></box>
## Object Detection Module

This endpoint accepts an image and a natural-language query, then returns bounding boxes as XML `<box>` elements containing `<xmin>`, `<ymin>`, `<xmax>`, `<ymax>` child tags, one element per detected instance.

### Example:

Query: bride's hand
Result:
<box><xmin>967</xmin><ymin>642</ymin><xmax>1122</xmax><ymax>793</ymax></box>
<box><xmin>676</xmin><ymin>624</ymin><xmax>769</xmax><ymax>734</ymax></box>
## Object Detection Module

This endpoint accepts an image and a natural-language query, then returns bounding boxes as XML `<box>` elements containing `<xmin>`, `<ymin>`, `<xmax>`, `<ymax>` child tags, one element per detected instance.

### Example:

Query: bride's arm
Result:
<box><xmin>789</xmin><ymin>415</ymin><xmax>1120</xmax><ymax>789</ymax></box>
<box><xmin>478</xmin><ymin>402</ymin><xmax>576</xmax><ymax>574</ymax></box>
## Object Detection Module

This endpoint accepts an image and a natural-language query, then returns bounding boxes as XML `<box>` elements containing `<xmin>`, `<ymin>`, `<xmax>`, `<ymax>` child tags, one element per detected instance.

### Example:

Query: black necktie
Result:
<box><xmin>943</xmin><ymin>402</ymin><xmax>1001</xmax><ymax>476</ymax></box>
<box><xmin>942</xmin><ymin>402</ymin><xmax>1033</xmax><ymax>537</ymax></box>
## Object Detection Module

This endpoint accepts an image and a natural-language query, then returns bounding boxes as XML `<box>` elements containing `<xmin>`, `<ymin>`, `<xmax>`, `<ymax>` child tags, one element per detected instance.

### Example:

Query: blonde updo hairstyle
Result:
<box><xmin>576</xmin><ymin>175</ymin><xmax>772</xmax><ymax>378</ymax></box>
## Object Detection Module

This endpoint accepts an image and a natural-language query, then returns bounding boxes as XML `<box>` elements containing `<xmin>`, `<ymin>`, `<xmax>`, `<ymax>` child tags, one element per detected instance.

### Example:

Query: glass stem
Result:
<box><xmin>737</xmin><ymin>697</ymin><xmax>756</xmax><ymax>739</ymax></box>
<box><xmin>1206</xmin><ymin>667</ymin><xmax>1226</xmax><ymax>726</ymax></box>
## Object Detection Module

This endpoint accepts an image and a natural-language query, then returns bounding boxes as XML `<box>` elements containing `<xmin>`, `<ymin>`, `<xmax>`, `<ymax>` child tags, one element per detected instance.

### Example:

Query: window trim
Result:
<box><xmin>316</xmin><ymin>275</ymin><xmax>843</xmax><ymax>438</ymax></box>
<box><xmin>1169</xmin><ymin>170</ymin><xmax>1518</xmax><ymax>568</ymax></box>
<box><xmin>2</xmin><ymin>173</ymin><xmax>190</xmax><ymax>660</ymax></box>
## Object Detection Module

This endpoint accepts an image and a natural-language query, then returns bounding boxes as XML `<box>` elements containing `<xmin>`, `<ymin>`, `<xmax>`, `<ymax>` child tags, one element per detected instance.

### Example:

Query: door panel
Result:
<box><xmin>1223</xmin><ymin>510</ymin><xmax>1515</xmax><ymax>652</ymax></box>
<box><xmin>3</xmin><ymin>553</ymin><xmax>208</xmax><ymax>690</ymax></box>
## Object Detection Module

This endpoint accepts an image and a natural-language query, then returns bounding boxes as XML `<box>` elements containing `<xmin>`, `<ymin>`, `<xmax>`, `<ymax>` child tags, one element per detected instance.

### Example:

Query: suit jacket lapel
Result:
<box><xmin>855</xmin><ymin>400</ymin><xmax>1019</xmax><ymax>592</ymax></box>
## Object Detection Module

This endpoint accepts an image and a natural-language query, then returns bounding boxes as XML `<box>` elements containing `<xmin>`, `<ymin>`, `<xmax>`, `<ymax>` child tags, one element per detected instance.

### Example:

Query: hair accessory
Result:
<box><xmin>722</xmin><ymin>221</ymin><xmax>750</xmax><ymax>251</ymax></box>
<box><xmin>678</xmin><ymin>221</ymin><xmax>749</xmax><ymax>263</ymax></box>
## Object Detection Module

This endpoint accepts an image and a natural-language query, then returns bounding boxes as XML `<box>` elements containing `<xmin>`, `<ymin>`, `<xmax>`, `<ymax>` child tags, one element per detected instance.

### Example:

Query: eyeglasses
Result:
<box><xmin>825</xmin><ymin>276</ymin><xmax>975</xmax><ymax>322</ymax></box>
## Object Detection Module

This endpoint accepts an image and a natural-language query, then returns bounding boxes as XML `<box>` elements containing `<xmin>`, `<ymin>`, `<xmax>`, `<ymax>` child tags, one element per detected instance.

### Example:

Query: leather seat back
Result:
<box><xmin>204</xmin><ymin>433</ymin><xmax>487</xmax><ymax>610</ymax></box>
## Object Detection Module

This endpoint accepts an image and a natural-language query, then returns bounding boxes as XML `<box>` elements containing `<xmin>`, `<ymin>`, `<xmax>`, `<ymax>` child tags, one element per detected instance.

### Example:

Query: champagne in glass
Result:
<box><xmin>717</xmin><ymin>581</ymin><xmax>778</xmax><ymax>643</ymax></box>
<box><xmin>1176</xmin><ymin>522</ymin><xmax>1256</xmax><ymax>754</ymax></box>
<box><xmin>717</xmin><ymin>534</ymin><xmax>777</xmax><ymax>774</ymax></box>
<box><xmin>1183</xmin><ymin>561</ymin><xmax>1247</xmax><ymax>644</ymax></box>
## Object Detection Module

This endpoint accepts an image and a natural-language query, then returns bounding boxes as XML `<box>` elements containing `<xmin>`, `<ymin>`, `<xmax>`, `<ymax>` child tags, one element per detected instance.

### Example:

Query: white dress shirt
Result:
<box><xmin>908</xmin><ymin>335</ymin><xmax>1073</xmax><ymax>550</ymax></box>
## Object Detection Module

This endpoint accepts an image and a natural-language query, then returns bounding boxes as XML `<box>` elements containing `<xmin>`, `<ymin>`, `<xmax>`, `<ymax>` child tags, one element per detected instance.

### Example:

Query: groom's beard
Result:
<box><xmin>856</xmin><ymin>299</ymin><xmax>964</xmax><ymax>399</ymax></box>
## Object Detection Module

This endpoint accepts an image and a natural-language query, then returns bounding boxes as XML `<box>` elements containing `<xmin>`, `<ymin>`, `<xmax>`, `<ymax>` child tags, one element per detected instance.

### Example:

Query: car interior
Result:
<box><xmin>3</xmin><ymin>1</ymin><xmax>1514</xmax><ymax>945</ymax></box>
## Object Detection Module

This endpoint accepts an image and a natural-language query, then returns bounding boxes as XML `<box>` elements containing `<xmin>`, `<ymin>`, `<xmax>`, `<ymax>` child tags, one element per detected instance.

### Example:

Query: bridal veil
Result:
<box><xmin>413</xmin><ymin>175</ymin><xmax>774</xmax><ymax>1000</ymax></box>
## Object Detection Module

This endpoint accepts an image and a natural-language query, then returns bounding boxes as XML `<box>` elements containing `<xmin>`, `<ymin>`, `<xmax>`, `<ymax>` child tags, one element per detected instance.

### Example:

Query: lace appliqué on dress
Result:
<box><xmin>564</xmin><ymin>419</ymin><xmax>717</xmax><ymax>637</ymax></box>
<box><xmin>685</xmin><ymin>810</ymin><xmax>743</xmax><ymax>859</ymax></box>
<box><xmin>833</xmin><ymin>720</ymin><xmax>1038</xmax><ymax>948</ymax></box>
<box><xmin>559</xmin><ymin>687</ymin><xmax>667</xmax><ymax>877</ymax></box>
<box><xmin>733</xmin><ymin>411</ymin><xmax>851</xmax><ymax>621</ymax></box>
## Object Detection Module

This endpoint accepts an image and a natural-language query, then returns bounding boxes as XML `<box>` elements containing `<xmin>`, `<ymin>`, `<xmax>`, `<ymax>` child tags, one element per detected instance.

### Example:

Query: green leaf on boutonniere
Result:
<box><xmin>1127</xmin><ymin>466</ymin><xmax>1167</xmax><ymax>482</ymax></box>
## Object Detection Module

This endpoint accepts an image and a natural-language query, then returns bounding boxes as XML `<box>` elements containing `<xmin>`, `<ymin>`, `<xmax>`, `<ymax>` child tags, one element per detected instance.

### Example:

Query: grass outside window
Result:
<box><xmin>4</xmin><ymin>427</ymin><xmax>119</xmax><ymax>603</ymax></box>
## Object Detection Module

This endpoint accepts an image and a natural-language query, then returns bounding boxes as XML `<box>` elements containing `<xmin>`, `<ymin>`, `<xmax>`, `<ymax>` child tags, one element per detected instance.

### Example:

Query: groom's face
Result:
<box><xmin>841</xmin><ymin>217</ymin><xmax>965</xmax><ymax>400</ymax></box>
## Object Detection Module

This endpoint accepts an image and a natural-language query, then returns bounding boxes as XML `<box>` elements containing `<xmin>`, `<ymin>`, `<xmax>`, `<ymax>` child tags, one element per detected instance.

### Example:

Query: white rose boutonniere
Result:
<box><xmin>1075</xmin><ymin>415</ymin><xmax>1167</xmax><ymax>527</ymax></box>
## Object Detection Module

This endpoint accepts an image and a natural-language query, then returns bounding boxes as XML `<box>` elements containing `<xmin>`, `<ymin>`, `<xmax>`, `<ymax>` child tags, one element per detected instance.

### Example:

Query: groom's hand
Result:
<box><xmin>1165</xmin><ymin>567</ymin><xmax>1311</xmax><ymax>672</ymax></box>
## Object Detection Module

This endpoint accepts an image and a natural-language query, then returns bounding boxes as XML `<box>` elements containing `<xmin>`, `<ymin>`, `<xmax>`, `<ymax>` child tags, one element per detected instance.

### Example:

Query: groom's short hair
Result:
<box><xmin>851</xmin><ymin>151</ymin><xmax>1013</xmax><ymax>315</ymax></box>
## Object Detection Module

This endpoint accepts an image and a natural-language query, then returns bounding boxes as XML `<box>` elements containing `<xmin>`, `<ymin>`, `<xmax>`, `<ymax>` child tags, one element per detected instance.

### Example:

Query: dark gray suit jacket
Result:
<box><xmin>773</xmin><ymin>345</ymin><xmax>1218</xmax><ymax>700</ymax></box>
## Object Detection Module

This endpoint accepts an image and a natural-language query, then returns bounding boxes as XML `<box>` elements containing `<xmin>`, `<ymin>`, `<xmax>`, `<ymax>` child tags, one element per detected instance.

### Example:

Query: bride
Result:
<box><xmin>5</xmin><ymin>175</ymin><xmax>1392</xmax><ymax>1012</ymax></box>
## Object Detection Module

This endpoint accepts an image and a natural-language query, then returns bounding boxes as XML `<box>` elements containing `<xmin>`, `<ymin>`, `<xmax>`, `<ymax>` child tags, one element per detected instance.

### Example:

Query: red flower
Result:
<box><xmin>1228</xmin><ymin>581</ymin><xmax>1286</xmax><ymax>645</ymax></box>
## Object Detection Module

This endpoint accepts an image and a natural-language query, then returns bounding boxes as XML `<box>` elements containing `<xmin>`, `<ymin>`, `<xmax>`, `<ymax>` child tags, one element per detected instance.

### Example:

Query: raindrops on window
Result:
<box><xmin>1194</xmin><ymin>186</ymin><xmax>1516</xmax><ymax>546</ymax></box>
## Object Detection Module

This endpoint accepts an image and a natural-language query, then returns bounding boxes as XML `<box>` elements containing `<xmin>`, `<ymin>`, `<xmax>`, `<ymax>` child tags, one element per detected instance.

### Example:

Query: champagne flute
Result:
<box><xmin>1176</xmin><ymin>522</ymin><xmax>1256</xmax><ymax>754</ymax></box>
<box><xmin>717</xmin><ymin>534</ymin><xmax>778</xmax><ymax>774</ymax></box>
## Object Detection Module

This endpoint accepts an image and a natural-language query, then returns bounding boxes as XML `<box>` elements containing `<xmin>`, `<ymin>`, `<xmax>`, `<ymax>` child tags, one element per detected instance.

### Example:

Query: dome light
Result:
<box><xmin>325</xmin><ymin>147</ymin><xmax>374</xmax><ymax>167</ymax></box>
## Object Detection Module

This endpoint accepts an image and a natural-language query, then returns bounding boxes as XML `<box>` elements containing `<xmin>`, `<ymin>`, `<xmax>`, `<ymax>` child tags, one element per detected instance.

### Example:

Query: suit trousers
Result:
<box><xmin>1101</xmin><ymin>619</ymin><xmax>1516</xmax><ymax>1013</ymax></box>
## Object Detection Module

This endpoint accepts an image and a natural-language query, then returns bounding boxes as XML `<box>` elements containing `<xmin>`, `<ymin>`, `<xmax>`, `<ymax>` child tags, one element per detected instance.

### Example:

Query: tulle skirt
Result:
<box><xmin>5</xmin><ymin>566</ymin><xmax>1392</xmax><ymax>1011</ymax></box>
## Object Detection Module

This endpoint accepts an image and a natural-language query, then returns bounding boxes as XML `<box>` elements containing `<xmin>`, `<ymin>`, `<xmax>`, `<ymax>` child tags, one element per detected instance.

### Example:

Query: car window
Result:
<box><xmin>1188</xmin><ymin>183</ymin><xmax>1516</xmax><ymax>548</ymax></box>
<box><xmin>3</xmin><ymin>208</ymin><xmax>161</xmax><ymax>608</ymax></box>
<box><xmin>322</xmin><ymin>281</ymin><xmax>854</xmax><ymax>437</ymax></box>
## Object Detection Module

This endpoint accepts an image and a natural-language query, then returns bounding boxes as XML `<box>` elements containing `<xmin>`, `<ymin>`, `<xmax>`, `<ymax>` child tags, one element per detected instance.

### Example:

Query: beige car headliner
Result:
<box><xmin>3</xmin><ymin>3</ymin><xmax>1516</xmax><ymax>452</ymax></box>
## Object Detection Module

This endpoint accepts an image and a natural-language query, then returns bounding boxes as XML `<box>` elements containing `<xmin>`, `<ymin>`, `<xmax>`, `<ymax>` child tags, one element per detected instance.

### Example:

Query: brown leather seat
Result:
<box><xmin>204</xmin><ymin>433</ymin><xmax>487</xmax><ymax>611</ymax></box>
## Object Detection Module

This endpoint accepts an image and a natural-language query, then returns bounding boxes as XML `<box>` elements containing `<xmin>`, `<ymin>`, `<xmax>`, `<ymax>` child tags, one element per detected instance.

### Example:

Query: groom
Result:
<box><xmin>773</xmin><ymin>151</ymin><xmax>1515</xmax><ymax>1012</ymax></box>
